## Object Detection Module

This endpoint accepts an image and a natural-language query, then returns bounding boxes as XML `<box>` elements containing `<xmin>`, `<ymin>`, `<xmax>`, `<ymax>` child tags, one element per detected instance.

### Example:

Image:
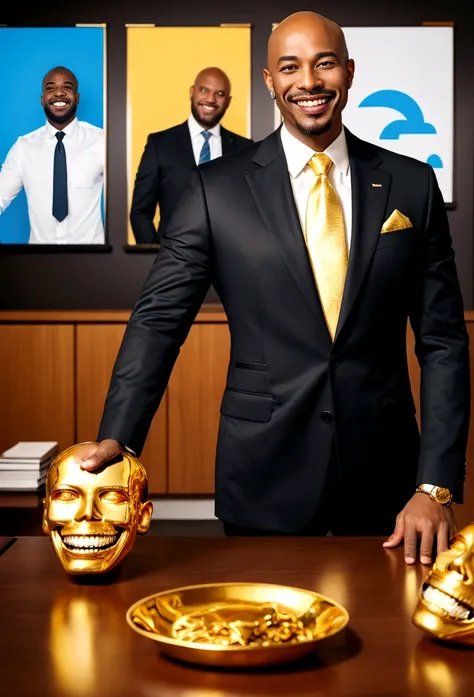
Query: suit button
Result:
<box><xmin>320</xmin><ymin>410</ymin><xmax>333</xmax><ymax>423</ymax></box>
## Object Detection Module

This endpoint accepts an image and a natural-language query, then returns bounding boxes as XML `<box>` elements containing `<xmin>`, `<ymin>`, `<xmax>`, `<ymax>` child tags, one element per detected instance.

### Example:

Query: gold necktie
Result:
<box><xmin>305</xmin><ymin>153</ymin><xmax>348</xmax><ymax>340</ymax></box>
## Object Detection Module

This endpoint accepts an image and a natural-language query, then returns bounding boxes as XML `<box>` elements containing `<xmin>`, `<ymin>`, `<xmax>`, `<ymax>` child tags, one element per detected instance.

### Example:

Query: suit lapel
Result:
<box><xmin>334</xmin><ymin>130</ymin><xmax>391</xmax><ymax>343</ymax></box>
<box><xmin>245</xmin><ymin>131</ymin><xmax>330</xmax><ymax>340</ymax></box>
<box><xmin>221</xmin><ymin>127</ymin><xmax>233</xmax><ymax>155</ymax></box>
<box><xmin>174</xmin><ymin>122</ymin><xmax>196</xmax><ymax>168</ymax></box>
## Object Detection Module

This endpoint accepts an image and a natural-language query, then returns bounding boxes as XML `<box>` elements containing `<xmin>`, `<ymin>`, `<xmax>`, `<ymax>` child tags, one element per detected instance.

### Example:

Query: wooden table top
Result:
<box><xmin>0</xmin><ymin>537</ymin><xmax>13</xmax><ymax>555</ymax></box>
<box><xmin>0</xmin><ymin>536</ymin><xmax>471</xmax><ymax>697</ymax></box>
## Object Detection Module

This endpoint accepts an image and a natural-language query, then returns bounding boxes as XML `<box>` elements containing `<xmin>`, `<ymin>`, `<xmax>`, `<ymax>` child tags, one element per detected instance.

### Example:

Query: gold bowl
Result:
<box><xmin>126</xmin><ymin>582</ymin><xmax>349</xmax><ymax>668</ymax></box>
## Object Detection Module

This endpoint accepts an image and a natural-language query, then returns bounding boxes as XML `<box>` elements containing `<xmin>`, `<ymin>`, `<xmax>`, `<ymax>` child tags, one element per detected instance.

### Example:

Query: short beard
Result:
<box><xmin>191</xmin><ymin>101</ymin><xmax>221</xmax><ymax>130</ymax></box>
<box><xmin>43</xmin><ymin>102</ymin><xmax>77</xmax><ymax>126</ymax></box>
<box><xmin>294</xmin><ymin>118</ymin><xmax>333</xmax><ymax>137</ymax></box>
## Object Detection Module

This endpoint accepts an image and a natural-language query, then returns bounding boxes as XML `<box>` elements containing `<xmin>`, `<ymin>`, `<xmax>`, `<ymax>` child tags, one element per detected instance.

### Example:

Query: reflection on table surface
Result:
<box><xmin>0</xmin><ymin>536</ymin><xmax>473</xmax><ymax>697</ymax></box>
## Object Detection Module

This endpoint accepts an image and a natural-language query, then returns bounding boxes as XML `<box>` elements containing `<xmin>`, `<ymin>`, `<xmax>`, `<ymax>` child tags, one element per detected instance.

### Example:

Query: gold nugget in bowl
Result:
<box><xmin>126</xmin><ymin>582</ymin><xmax>349</xmax><ymax>667</ymax></box>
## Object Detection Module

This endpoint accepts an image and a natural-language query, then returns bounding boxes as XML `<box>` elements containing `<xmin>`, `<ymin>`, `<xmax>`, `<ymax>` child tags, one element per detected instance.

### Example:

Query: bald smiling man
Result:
<box><xmin>130</xmin><ymin>66</ymin><xmax>252</xmax><ymax>244</ymax></box>
<box><xmin>85</xmin><ymin>12</ymin><xmax>468</xmax><ymax>561</ymax></box>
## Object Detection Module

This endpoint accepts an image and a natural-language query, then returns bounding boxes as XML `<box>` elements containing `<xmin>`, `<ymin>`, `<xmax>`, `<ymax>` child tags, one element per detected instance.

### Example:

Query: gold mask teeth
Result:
<box><xmin>61</xmin><ymin>533</ymin><xmax>119</xmax><ymax>550</ymax></box>
<box><xmin>422</xmin><ymin>584</ymin><xmax>473</xmax><ymax>621</ymax></box>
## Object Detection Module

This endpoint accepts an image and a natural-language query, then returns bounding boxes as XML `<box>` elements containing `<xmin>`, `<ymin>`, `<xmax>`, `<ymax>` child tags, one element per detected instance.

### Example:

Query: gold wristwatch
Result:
<box><xmin>416</xmin><ymin>483</ymin><xmax>453</xmax><ymax>507</ymax></box>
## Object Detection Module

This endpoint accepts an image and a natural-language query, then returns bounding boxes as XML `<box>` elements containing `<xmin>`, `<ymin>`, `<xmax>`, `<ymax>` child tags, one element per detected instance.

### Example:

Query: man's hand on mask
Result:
<box><xmin>77</xmin><ymin>439</ymin><xmax>123</xmax><ymax>471</ymax></box>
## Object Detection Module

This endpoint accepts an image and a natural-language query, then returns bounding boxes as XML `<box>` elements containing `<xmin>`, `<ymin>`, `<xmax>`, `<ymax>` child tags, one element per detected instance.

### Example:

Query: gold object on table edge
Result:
<box><xmin>126</xmin><ymin>582</ymin><xmax>349</xmax><ymax>667</ymax></box>
<box><xmin>412</xmin><ymin>523</ymin><xmax>474</xmax><ymax>645</ymax></box>
<box><xmin>42</xmin><ymin>442</ymin><xmax>153</xmax><ymax>575</ymax></box>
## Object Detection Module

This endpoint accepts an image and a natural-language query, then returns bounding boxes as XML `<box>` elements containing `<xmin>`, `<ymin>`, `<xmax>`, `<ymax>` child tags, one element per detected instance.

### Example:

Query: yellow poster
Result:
<box><xmin>126</xmin><ymin>25</ymin><xmax>251</xmax><ymax>244</ymax></box>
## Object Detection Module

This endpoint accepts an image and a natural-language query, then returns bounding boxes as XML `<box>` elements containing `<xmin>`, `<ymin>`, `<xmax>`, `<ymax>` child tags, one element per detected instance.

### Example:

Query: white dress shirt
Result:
<box><xmin>187</xmin><ymin>114</ymin><xmax>222</xmax><ymax>164</ymax></box>
<box><xmin>0</xmin><ymin>118</ymin><xmax>105</xmax><ymax>244</ymax></box>
<box><xmin>280</xmin><ymin>124</ymin><xmax>352</xmax><ymax>250</ymax></box>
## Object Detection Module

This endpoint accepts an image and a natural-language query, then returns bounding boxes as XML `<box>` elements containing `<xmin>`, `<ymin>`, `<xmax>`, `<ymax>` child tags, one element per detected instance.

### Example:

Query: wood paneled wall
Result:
<box><xmin>0</xmin><ymin>308</ymin><xmax>228</xmax><ymax>497</ymax></box>
<box><xmin>0</xmin><ymin>324</ymin><xmax>75</xmax><ymax>453</ymax></box>
<box><xmin>0</xmin><ymin>309</ymin><xmax>473</xmax><ymax>527</ymax></box>
<box><xmin>76</xmin><ymin>324</ymin><xmax>168</xmax><ymax>494</ymax></box>
<box><xmin>168</xmin><ymin>323</ymin><xmax>230</xmax><ymax>494</ymax></box>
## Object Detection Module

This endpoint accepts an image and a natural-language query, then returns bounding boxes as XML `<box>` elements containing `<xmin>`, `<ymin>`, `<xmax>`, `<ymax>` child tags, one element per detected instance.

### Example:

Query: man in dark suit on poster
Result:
<box><xmin>81</xmin><ymin>12</ymin><xmax>469</xmax><ymax>564</ymax></box>
<box><xmin>130</xmin><ymin>66</ymin><xmax>252</xmax><ymax>244</ymax></box>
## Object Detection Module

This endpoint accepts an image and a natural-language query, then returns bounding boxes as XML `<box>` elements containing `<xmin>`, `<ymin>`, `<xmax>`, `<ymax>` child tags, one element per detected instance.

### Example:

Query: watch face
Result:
<box><xmin>434</xmin><ymin>488</ymin><xmax>451</xmax><ymax>504</ymax></box>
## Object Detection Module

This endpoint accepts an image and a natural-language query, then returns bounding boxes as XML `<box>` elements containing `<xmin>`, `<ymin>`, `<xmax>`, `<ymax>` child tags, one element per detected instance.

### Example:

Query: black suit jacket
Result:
<box><xmin>130</xmin><ymin>121</ymin><xmax>253</xmax><ymax>243</ymax></box>
<box><xmin>99</xmin><ymin>127</ymin><xmax>470</xmax><ymax>532</ymax></box>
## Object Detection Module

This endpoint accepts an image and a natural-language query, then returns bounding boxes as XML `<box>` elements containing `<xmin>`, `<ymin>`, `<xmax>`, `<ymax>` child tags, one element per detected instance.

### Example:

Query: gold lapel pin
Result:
<box><xmin>372</xmin><ymin>183</ymin><xmax>383</xmax><ymax>187</ymax></box>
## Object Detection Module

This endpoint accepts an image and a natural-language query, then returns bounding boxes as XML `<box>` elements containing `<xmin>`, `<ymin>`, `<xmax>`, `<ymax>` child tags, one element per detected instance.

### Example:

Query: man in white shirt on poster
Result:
<box><xmin>0</xmin><ymin>65</ymin><xmax>105</xmax><ymax>245</ymax></box>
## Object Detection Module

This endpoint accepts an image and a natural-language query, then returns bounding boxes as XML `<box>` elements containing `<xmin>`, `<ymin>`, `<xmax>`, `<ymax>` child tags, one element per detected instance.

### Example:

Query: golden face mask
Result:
<box><xmin>412</xmin><ymin>524</ymin><xmax>474</xmax><ymax>644</ymax></box>
<box><xmin>42</xmin><ymin>443</ymin><xmax>153</xmax><ymax>574</ymax></box>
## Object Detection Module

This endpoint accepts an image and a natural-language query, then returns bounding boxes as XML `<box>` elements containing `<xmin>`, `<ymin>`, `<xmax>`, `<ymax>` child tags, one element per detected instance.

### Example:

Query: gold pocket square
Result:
<box><xmin>381</xmin><ymin>210</ymin><xmax>413</xmax><ymax>234</ymax></box>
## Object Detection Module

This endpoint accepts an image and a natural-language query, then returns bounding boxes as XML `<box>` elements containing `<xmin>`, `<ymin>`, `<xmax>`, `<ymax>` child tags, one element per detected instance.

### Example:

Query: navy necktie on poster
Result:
<box><xmin>199</xmin><ymin>130</ymin><xmax>212</xmax><ymax>164</ymax></box>
<box><xmin>52</xmin><ymin>131</ymin><xmax>68</xmax><ymax>222</ymax></box>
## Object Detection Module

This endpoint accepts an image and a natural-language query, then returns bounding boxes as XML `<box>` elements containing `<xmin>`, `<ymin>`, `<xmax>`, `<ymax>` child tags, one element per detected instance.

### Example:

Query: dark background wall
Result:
<box><xmin>1</xmin><ymin>0</ymin><xmax>472</xmax><ymax>310</ymax></box>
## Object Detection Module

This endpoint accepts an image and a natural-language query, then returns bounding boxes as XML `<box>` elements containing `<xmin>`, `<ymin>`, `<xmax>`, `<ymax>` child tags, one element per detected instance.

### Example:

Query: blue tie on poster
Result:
<box><xmin>199</xmin><ymin>131</ymin><xmax>212</xmax><ymax>164</ymax></box>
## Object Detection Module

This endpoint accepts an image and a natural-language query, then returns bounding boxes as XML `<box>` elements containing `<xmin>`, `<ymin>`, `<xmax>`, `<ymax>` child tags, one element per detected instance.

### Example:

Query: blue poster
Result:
<box><xmin>0</xmin><ymin>27</ymin><xmax>106</xmax><ymax>244</ymax></box>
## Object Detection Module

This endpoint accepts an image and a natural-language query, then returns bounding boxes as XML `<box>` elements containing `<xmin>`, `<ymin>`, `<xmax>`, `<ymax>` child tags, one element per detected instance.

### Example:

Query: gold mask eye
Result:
<box><xmin>100</xmin><ymin>490</ymin><xmax>129</xmax><ymax>504</ymax></box>
<box><xmin>52</xmin><ymin>490</ymin><xmax>78</xmax><ymax>502</ymax></box>
<box><xmin>449</xmin><ymin>535</ymin><xmax>467</xmax><ymax>554</ymax></box>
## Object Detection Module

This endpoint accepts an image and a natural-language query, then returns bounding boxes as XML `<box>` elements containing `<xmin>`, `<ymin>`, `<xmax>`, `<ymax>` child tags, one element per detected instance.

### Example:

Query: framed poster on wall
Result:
<box><xmin>125</xmin><ymin>24</ymin><xmax>252</xmax><ymax>247</ymax></box>
<box><xmin>0</xmin><ymin>25</ymin><xmax>108</xmax><ymax>248</ymax></box>
<box><xmin>272</xmin><ymin>25</ymin><xmax>454</xmax><ymax>205</ymax></box>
